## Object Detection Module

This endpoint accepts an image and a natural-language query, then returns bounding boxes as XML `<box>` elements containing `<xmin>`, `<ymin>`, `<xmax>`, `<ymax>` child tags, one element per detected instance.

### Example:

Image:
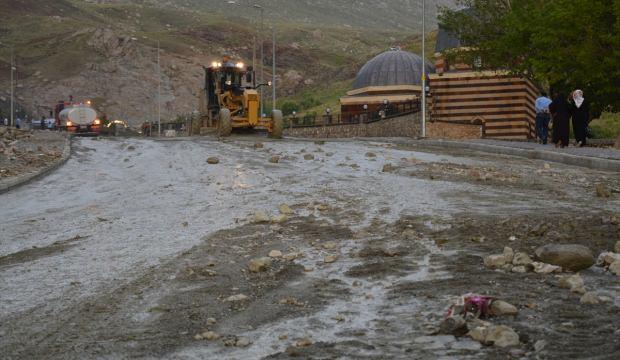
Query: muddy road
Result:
<box><xmin>1</xmin><ymin>136</ymin><xmax>619</xmax><ymax>359</ymax></box>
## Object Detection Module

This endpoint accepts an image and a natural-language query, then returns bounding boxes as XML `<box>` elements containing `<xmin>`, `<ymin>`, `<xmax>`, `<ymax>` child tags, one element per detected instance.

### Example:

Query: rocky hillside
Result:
<box><xmin>0</xmin><ymin>0</ymin><xmax>451</xmax><ymax>125</ymax></box>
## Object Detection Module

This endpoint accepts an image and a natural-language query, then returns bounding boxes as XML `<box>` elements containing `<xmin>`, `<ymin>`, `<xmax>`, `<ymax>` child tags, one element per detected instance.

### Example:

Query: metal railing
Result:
<box><xmin>284</xmin><ymin>100</ymin><xmax>421</xmax><ymax>128</ymax></box>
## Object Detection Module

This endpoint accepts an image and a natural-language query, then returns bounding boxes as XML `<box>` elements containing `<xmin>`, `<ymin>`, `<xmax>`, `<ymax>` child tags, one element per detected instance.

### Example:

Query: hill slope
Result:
<box><xmin>0</xmin><ymin>0</ymin><xmax>449</xmax><ymax>125</ymax></box>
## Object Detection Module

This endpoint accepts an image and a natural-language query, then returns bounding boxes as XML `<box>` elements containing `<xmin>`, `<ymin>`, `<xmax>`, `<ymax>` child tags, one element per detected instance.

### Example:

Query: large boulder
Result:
<box><xmin>534</xmin><ymin>244</ymin><xmax>594</xmax><ymax>271</ymax></box>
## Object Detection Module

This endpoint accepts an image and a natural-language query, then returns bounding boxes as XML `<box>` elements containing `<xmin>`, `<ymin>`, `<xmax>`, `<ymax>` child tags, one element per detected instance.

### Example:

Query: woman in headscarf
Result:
<box><xmin>549</xmin><ymin>92</ymin><xmax>571</xmax><ymax>148</ymax></box>
<box><xmin>569</xmin><ymin>89</ymin><xmax>590</xmax><ymax>147</ymax></box>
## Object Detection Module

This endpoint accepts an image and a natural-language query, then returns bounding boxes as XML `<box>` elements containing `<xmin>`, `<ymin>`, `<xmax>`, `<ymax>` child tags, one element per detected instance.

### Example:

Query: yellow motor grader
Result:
<box><xmin>199</xmin><ymin>56</ymin><xmax>283</xmax><ymax>138</ymax></box>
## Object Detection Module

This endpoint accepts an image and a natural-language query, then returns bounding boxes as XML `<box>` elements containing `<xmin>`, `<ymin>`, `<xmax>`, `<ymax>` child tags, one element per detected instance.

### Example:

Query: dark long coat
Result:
<box><xmin>549</xmin><ymin>96</ymin><xmax>571</xmax><ymax>147</ymax></box>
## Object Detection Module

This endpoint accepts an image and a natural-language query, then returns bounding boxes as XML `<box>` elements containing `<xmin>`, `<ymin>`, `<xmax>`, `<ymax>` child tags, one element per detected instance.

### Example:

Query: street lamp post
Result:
<box><xmin>253</xmin><ymin>4</ymin><xmax>265</xmax><ymax>118</ymax></box>
<box><xmin>421</xmin><ymin>0</ymin><xmax>427</xmax><ymax>138</ymax></box>
<box><xmin>272</xmin><ymin>26</ymin><xmax>276</xmax><ymax>111</ymax></box>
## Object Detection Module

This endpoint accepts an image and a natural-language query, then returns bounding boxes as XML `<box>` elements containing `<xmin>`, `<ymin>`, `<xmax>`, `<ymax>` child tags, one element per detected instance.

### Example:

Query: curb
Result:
<box><xmin>0</xmin><ymin>135</ymin><xmax>72</xmax><ymax>195</ymax></box>
<box><xmin>411</xmin><ymin>139</ymin><xmax>620</xmax><ymax>172</ymax></box>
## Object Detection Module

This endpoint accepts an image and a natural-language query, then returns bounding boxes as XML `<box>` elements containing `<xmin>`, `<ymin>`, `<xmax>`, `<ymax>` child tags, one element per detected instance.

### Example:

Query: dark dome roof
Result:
<box><xmin>352</xmin><ymin>49</ymin><xmax>434</xmax><ymax>90</ymax></box>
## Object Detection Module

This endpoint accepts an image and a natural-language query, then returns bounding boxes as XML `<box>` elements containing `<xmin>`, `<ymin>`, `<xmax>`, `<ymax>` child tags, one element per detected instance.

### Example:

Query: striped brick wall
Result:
<box><xmin>429</xmin><ymin>71</ymin><xmax>538</xmax><ymax>140</ymax></box>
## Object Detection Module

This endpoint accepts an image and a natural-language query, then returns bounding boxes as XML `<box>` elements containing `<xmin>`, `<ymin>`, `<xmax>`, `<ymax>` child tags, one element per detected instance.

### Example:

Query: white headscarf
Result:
<box><xmin>573</xmin><ymin>90</ymin><xmax>584</xmax><ymax>108</ymax></box>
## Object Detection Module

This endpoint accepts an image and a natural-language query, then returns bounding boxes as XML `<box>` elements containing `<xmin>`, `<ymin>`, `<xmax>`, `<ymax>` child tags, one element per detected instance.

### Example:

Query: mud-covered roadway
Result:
<box><xmin>1</xmin><ymin>136</ymin><xmax>619</xmax><ymax>359</ymax></box>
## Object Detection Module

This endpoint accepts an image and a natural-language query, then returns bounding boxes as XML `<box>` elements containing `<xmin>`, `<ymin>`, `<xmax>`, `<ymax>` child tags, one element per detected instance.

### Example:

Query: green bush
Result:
<box><xmin>280</xmin><ymin>101</ymin><xmax>299</xmax><ymax>116</ymax></box>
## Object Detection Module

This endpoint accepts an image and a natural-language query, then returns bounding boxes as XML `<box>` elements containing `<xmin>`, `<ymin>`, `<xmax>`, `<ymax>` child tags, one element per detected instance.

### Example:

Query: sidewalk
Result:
<box><xmin>416</xmin><ymin>139</ymin><xmax>620</xmax><ymax>172</ymax></box>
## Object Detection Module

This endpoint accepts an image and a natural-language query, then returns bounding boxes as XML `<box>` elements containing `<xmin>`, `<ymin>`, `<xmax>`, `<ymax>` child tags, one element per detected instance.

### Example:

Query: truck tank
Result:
<box><xmin>59</xmin><ymin>105</ymin><xmax>97</xmax><ymax>126</ymax></box>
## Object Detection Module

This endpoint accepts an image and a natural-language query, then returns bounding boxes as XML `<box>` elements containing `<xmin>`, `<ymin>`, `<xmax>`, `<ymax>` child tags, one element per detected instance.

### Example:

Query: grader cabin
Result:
<box><xmin>430</xmin><ymin>28</ymin><xmax>538</xmax><ymax>140</ymax></box>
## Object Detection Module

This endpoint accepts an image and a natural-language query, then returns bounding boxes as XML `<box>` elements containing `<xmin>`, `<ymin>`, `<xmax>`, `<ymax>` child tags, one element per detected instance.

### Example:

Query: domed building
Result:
<box><xmin>340</xmin><ymin>48</ymin><xmax>433</xmax><ymax>121</ymax></box>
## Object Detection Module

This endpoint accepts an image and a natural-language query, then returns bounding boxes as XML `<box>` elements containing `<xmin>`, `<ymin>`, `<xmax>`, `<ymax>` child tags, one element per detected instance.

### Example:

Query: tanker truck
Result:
<box><xmin>57</xmin><ymin>101</ymin><xmax>102</xmax><ymax>135</ymax></box>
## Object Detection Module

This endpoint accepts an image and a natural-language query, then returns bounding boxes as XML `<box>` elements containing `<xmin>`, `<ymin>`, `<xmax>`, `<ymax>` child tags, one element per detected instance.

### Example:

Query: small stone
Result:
<box><xmin>207</xmin><ymin>317</ymin><xmax>217</xmax><ymax>325</ymax></box>
<box><xmin>279</xmin><ymin>204</ymin><xmax>294</xmax><ymax>215</ymax></box>
<box><xmin>207</xmin><ymin>157</ymin><xmax>220</xmax><ymax>164</ymax></box>
<box><xmin>324</xmin><ymin>255</ymin><xmax>339</xmax><ymax>263</ymax></box>
<box><xmin>503</xmin><ymin>247</ymin><xmax>514</xmax><ymax>263</ymax></box>
<box><xmin>485</xmin><ymin>325</ymin><xmax>520</xmax><ymax>347</ymax></box>
<box><xmin>283</xmin><ymin>252</ymin><xmax>299</xmax><ymax>261</ymax></box>
<box><xmin>383</xmin><ymin>249</ymin><xmax>399</xmax><ymax>257</ymax></box>
<box><xmin>535</xmin><ymin>244</ymin><xmax>595</xmax><ymax>271</ymax></box>
<box><xmin>382</xmin><ymin>163</ymin><xmax>394</xmax><ymax>173</ymax></box>
<box><xmin>225</xmin><ymin>294</ymin><xmax>249</xmax><ymax>302</ymax></box>
<box><xmin>365</xmin><ymin>152</ymin><xmax>376</xmax><ymax>158</ymax></box>
<box><xmin>303</xmin><ymin>266</ymin><xmax>314</xmax><ymax>272</ymax></box>
<box><xmin>580</xmin><ymin>292</ymin><xmax>600</xmax><ymax>304</ymax></box>
<box><xmin>484</xmin><ymin>254</ymin><xmax>507</xmax><ymax>268</ymax></box>
<box><xmin>609</xmin><ymin>260</ymin><xmax>620</xmax><ymax>276</ymax></box>
<box><xmin>534</xmin><ymin>340</ymin><xmax>547</xmax><ymax>353</ymax></box>
<box><xmin>254</xmin><ymin>142</ymin><xmax>264</xmax><ymax>149</ymax></box>
<box><xmin>314</xmin><ymin>140</ymin><xmax>326</xmax><ymax>145</ymax></box>
<box><xmin>543</xmin><ymin>163</ymin><xmax>551</xmax><ymax>170</ymax></box>
<box><xmin>532</xmin><ymin>262</ymin><xmax>562</xmax><ymax>274</ymax></box>
<box><xmin>304</xmin><ymin>154</ymin><xmax>315</xmax><ymax>160</ymax></box>
<box><xmin>512</xmin><ymin>265</ymin><xmax>527</xmax><ymax>273</ymax></box>
<box><xmin>439</xmin><ymin>315</ymin><xmax>467</xmax><ymax>336</ymax></box>
<box><xmin>598</xmin><ymin>252</ymin><xmax>620</xmax><ymax>266</ymax></box>
<box><xmin>181</xmin><ymin>221</ymin><xmax>189</xmax><ymax>227</ymax></box>
<box><xmin>596</xmin><ymin>183</ymin><xmax>611</xmax><ymax>198</ymax></box>
<box><xmin>512</xmin><ymin>252</ymin><xmax>533</xmax><ymax>266</ymax></box>
<box><xmin>249</xmin><ymin>257</ymin><xmax>272</xmax><ymax>272</ymax></box>
<box><xmin>194</xmin><ymin>334</ymin><xmax>204</xmax><ymax>340</ymax></box>
<box><xmin>202</xmin><ymin>331</ymin><xmax>220</xmax><ymax>340</ymax></box>
<box><xmin>269</xmin><ymin>250</ymin><xmax>283</xmax><ymax>258</ymax></box>
<box><xmin>489</xmin><ymin>300</ymin><xmax>518</xmax><ymax>316</ymax></box>
<box><xmin>331</xmin><ymin>314</ymin><xmax>345</xmax><ymax>322</ymax></box>
<box><xmin>235</xmin><ymin>337</ymin><xmax>251</xmax><ymax>347</ymax></box>
<box><xmin>559</xmin><ymin>274</ymin><xmax>585</xmax><ymax>293</ymax></box>
<box><xmin>295</xmin><ymin>337</ymin><xmax>313</xmax><ymax>347</ymax></box>
<box><xmin>269</xmin><ymin>155</ymin><xmax>280</xmax><ymax>163</ymax></box>
<box><xmin>322</xmin><ymin>241</ymin><xmax>338</xmax><ymax>250</ymax></box>
<box><xmin>253</xmin><ymin>211</ymin><xmax>270</xmax><ymax>223</ymax></box>
<box><xmin>278</xmin><ymin>334</ymin><xmax>288</xmax><ymax>340</ymax></box>
<box><xmin>316</xmin><ymin>204</ymin><xmax>329</xmax><ymax>211</ymax></box>
<box><xmin>468</xmin><ymin>326</ymin><xmax>487</xmax><ymax>342</ymax></box>
<box><xmin>509</xmin><ymin>235</ymin><xmax>517</xmax><ymax>242</ymax></box>
<box><xmin>271</xmin><ymin>214</ymin><xmax>288</xmax><ymax>223</ymax></box>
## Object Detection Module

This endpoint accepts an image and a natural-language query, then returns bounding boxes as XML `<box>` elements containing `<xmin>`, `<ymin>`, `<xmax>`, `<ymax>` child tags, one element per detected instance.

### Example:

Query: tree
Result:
<box><xmin>280</xmin><ymin>101</ymin><xmax>299</xmax><ymax>116</ymax></box>
<box><xmin>439</xmin><ymin>0</ymin><xmax>620</xmax><ymax>116</ymax></box>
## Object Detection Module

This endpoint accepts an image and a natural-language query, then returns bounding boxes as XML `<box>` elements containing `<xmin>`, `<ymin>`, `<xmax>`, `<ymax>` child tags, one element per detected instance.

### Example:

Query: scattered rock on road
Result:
<box><xmin>269</xmin><ymin>155</ymin><xmax>280</xmax><ymax>163</ymax></box>
<box><xmin>365</xmin><ymin>152</ymin><xmax>376</xmax><ymax>158</ymax></box>
<box><xmin>295</xmin><ymin>337</ymin><xmax>313</xmax><ymax>347</ymax></box>
<box><xmin>484</xmin><ymin>254</ymin><xmax>508</xmax><ymax>268</ymax></box>
<box><xmin>254</xmin><ymin>142</ymin><xmax>264</xmax><ymax>149</ymax></box>
<box><xmin>512</xmin><ymin>252</ymin><xmax>533</xmax><ymax>266</ymax></box>
<box><xmin>382</xmin><ymin>163</ymin><xmax>394</xmax><ymax>173</ymax></box>
<box><xmin>558</xmin><ymin>274</ymin><xmax>586</xmax><ymax>294</ymax></box>
<box><xmin>324</xmin><ymin>255</ymin><xmax>338</xmax><ymax>263</ymax></box>
<box><xmin>279</xmin><ymin>204</ymin><xmax>294</xmax><ymax>215</ymax></box>
<box><xmin>615</xmin><ymin>241</ymin><xmax>620</xmax><ymax>253</ymax></box>
<box><xmin>580</xmin><ymin>292</ymin><xmax>600</xmax><ymax>304</ymax></box>
<box><xmin>490</xmin><ymin>300</ymin><xmax>518</xmax><ymax>316</ymax></box>
<box><xmin>249</xmin><ymin>257</ymin><xmax>272</xmax><ymax>272</ymax></box>
<box><xmin>235</xmin><ymin>336</ymin><xmax>251</xmax><ymax>347</ymax></box>
<box><xmin>532</xmin><ymin>262</ymin><xmax>562</xmax><ymax>274</ymax></box>
<box><xmin>535</xmin><ymin>244</ymin><xmax>595</xmax><ymax>271</ymax></box>
<box><xmin>225</xmin><ymin>294</ymin><xmax>249</xmax><ymax>302</ymax></box>
<box><xmin>269</xmin><ymin>250</ymin><xmax>283</xmax><ymax>258</ymax></box>
<box><xmin>609</xmin><ymin>261</ymin><xmax>620</xmax><ymax>276</ymax></box>
<box><xmin>303</xmin><ymin>154</ymin><xmax>315</xmax><ymax>160</ymax></box>
<box><xmin>253</xmin><ymin>211</ymin><xmax>270</xmax><ymax>223</ymax></box>
<box><xmin>503</xmin><ymin>247</ymin><xmax>514</xmax><ymax>263</ymax></box>
<box><xmin>469</xmin><ymin>325</ymin><xmax>519</xmax><ymax>347</ymax></box>
<box><xmin>202</xmin><ymin>331</ymin><xmax>220</xmax><ymax>340</ymax></box>
<box><xmin>271</xmin><ymin>214</ymin><xmax>288</xmax><ymax>223</ymax></box>
<box><xmin>596</xmin><ymin>184</ymin><xmax>611</xmax><ymax>198</ymax></box>
<box><xmin>207</xmin><ymin>156</ymin><xmax>220</xmax><ymax>164</ymax></box>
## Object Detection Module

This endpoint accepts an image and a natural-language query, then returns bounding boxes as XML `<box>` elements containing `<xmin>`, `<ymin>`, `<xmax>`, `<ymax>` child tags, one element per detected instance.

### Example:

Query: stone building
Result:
<box><xmin>339</xmin><ymin>48</ymin><xmax>433</xmax><ymax>121</ymax></box>
<box><xmin>429</xmin><ymin>27</ymin><xmax>538</xmax><ymax>140</ymax></box>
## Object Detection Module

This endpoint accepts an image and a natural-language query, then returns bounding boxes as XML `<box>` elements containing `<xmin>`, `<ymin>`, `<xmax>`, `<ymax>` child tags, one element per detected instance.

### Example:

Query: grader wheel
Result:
<box><xmin>270</xmin><ymin>110</ymin><xmax>283</xmax><ymax>139</ymax></box>
<box><xmin>218</xmin><ymin>108</ymin><xmax>232</xmax><ymax>137</ymax></box>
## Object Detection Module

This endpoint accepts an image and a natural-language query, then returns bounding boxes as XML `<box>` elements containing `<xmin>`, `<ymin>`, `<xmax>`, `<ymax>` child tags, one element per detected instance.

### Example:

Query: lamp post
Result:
<box><xmin>421</xmin><ymin>0</ymin><xmax>427</xmax><ymax>138</ymax></box>
<box><xmin>157</xmin><ymin>40</ymin><xmax>161</xmax><ymax>136</ymax></box>
<box><xmin>2</xmin><ymin>44</ymin><xmax>16</xmax><ymax>127</ymax></box>
<box><xmin>253</xmin><ymin>4</ymin><xmax>264</xmax><ymax>119</ymax></box>
<box><xmin>272</xmin><ymin>26</ymin><xmax>276</xmax><ymax>111</ymax></box>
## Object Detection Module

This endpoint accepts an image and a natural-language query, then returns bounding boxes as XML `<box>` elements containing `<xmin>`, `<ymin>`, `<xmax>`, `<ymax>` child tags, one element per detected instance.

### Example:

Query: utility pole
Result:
<box><xmin>157</xmin><ymin>40</ymin><xmax>161</xmax><ymax>136</ymax></box>
<box><xmin>10</xmin><ymin>46</ymin><xmax>15</xmax><ymax>127</ymax></box>
<box><xmin>272</xmin><ymin>27</ymin><xmax>276</xmax><ymax>110</ymax></box>
<box><xmin>421</xmin><ymin>0</ymin><xmax>427</xmax><ymax>138</ymax></box>
<box><xmin>254</xmin><ymin>4</ymin><xmax>264</xmax><ymax>117</ymax></box>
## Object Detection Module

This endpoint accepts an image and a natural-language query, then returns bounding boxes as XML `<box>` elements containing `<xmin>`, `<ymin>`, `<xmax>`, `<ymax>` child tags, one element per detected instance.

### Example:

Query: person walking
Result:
<box><xmin>569</xmin><ymin>89</ymin><xmax>590</xmax><ymax>147</ymax></box>
<box><xmin>549</xmin><ymin>92</ymin><xmax>571</xmax><ymax>148</ymax></box>
<box><xmin>535</xmin><ymin>91</ymin><xmax>553</xmax><ymax>144</ymax></box>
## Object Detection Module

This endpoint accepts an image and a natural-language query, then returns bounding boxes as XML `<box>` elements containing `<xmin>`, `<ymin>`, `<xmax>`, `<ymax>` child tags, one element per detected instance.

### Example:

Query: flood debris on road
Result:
<box><xmin>1</xmin><ymin>136</ymin><xmax>619</xmax><ymax>359</ymax></box>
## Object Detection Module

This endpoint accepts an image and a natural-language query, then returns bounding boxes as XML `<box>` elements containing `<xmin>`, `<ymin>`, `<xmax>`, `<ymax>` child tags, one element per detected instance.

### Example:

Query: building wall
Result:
<box><xmin>283</xmin><ymin>112</ymin><xmax>421</xmax><ymax>139</ymax></box>
<box><xmin>427</xmin><ymin>121</ymin><xmax>483</xmax><ymax>139</ymax></box>
<box><xmin>429</xmin><ymin>71</ymin><xmax>538</xmax><ymax>140</ymax></box>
